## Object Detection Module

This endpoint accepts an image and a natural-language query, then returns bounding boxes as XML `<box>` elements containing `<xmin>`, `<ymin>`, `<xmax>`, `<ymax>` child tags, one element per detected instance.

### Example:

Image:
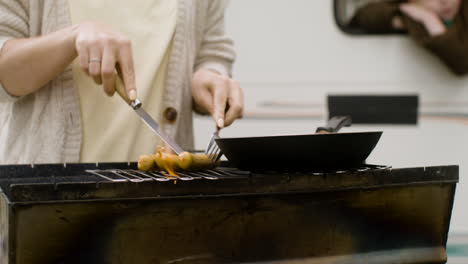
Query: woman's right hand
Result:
<box><xmin>74</xmin><ymin>22</ymin><xmax>137</xmax><ymax>100</ymax></box>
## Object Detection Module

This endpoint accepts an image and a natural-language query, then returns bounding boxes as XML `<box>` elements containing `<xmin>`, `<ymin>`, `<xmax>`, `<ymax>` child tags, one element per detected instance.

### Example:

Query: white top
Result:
<box><xmin>69</xmin><ymin>0</ymin><xmax>177</xmax><ymax>162</ymax></box>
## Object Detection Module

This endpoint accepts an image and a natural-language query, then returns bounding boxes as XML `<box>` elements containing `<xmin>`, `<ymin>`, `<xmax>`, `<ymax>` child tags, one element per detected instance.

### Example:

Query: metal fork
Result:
<box><xmin>205</xmin><ymin>129</ymin><xmax>223</xmax><ymax>163</ymax></box>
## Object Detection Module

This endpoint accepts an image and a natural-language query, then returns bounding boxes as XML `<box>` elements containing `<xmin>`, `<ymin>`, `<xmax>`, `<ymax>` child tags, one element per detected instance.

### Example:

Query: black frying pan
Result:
<box><xmin>215</xmin><ymin>116</ymin><xmax>382</xmax><ymax>171</ymax></box>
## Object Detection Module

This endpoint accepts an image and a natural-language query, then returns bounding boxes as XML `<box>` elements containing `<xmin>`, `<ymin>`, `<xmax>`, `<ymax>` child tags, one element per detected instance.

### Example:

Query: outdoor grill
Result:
<box><xmin>0</xmin><ymin>162</ymin><xmax>458</xmax><ymax>264</ymax></box>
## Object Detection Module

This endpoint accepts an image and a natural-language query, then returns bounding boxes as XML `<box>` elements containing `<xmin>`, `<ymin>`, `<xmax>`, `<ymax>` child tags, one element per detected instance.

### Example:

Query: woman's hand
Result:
<box><xmin>400</xmin><ymin>3</ymin><xmax>446</xmax><ymax>36</ymax></box>
<box><xmin>192</xmin><ymin>69</ymin><xmax>244</xmax><ymax>128</ymax></box>
<box><xmin>74</xmin><ymin>22</ymin><xmax>137</xmax><ymax>100</ymax></box>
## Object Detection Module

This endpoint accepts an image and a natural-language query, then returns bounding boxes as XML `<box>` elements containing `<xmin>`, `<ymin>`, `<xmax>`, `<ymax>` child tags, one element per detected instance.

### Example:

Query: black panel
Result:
<box><xmin>328</xmin><ymin>95</ymin><xmax>419</xmax><ymax>125</ymax></box>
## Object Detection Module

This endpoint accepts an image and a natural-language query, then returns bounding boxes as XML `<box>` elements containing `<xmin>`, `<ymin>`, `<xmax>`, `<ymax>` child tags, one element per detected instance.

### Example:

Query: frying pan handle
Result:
<box><xmin>316</xmin><ymin>116</ymin><xmax>352</xmax><ymax>133</ymax></box>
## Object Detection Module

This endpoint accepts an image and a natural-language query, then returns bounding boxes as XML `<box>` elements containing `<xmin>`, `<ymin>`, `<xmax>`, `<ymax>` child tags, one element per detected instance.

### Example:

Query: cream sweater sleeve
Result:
<box><xmin>194</xmin><ymin>0</ymin><xmax>236</xmax><ymax>77</ymax></box>
<box><xmin>0</xmin><ymin>0</ymin><xmax>29</xmax><ymax>102</ymax></box>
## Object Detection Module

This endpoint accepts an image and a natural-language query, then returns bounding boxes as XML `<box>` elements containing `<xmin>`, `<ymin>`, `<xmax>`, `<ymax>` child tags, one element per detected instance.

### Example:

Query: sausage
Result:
<box><xmin>154</xmin><ymin>147</ymin><xmax>180</xmax><ymax>176</ymax></box>
<box><xmin>137</xmin><ymin>154</ymin><xmax>156</xmax><ymax>171</ymax></box>
<box><xmin>178</xmin><ymin>152</ymin><xmax>214</xmax><ymax>171</ymax></box>
<box><xmin>137</xmin><ymin>147</ymin><xmax>217</xmax><ymax>174</ymax></box>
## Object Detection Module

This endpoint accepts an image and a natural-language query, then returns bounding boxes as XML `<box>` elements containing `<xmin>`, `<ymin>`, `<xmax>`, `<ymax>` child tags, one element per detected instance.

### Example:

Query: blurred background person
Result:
<box><xmin>350</xmin><ymin>0</ymin><xmax>468</xmax><ymax>75</ymax></box>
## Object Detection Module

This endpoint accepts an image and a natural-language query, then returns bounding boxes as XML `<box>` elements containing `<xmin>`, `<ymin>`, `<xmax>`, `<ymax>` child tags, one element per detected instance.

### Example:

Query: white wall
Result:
<box><xmin>194</xmin><ymin>0</ymin><xmax>468</xmax><ymax>232</ymax></box>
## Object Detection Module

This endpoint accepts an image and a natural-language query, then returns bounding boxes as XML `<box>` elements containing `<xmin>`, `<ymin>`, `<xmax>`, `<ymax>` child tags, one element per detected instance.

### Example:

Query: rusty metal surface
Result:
<box><xmin>0</xmin><ymin>165</ymin><xmax>459</xmax><ymax>264</ymax></box>
<box><xmin>11</xmin><ymin>184</ymin><xmax>457</xmax><ymax>263</ymax></box>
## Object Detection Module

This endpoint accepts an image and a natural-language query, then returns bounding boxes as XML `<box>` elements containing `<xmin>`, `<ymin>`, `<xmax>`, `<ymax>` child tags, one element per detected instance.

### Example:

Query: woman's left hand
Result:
<box><xmin>192</xmin><ymin>69</ymin><xmax>244</xmax><ymax>128</ymax></box>
<box><xmin>400</xmin><ymin>3</ymin><xmax>446</xmax><ymax>36</ymax></box>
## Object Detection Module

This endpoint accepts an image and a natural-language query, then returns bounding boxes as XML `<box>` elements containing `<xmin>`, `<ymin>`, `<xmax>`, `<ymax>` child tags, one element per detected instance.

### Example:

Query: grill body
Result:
<box><xmin>0</xmin><ymin>163</ymin><xmax>458</xmax><ymax>264</ymax></box>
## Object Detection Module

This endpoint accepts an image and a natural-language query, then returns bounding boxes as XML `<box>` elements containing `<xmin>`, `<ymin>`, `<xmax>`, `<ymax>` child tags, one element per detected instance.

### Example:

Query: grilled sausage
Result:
<box><xmin>137</xmin><ymin>154</ymin><xmax>156</xmax><ymax>171</ymax></box>
<box><xmin>138</xmin><ymin>147</ymin><xmax>217</xmax><ymax>174</ymax></box>
<box><xmin>178</xmin><ymin>152</ymin><xmax>214</xmax><ymax>171</ymax></box>
<box><xmin>154</xmin><ymin>147</ymin><xmax>180</xmax><ymax>176</ymax></box>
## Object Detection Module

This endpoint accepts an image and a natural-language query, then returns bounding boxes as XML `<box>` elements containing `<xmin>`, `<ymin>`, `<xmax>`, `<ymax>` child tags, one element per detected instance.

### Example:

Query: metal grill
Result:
<box><xmin>85</xmin><ymin>165</ymin><xmax>391</xmax><ymax>183</ymax></box>
<box><xmin>0</xmin><ymin>162</ymin><xmax>458</xmax><ymax>264</ymax></box>
<box><xmin>327</xmin><ymin>164</ymin><xmax>391</xmax><ymax>173</ymax></box>
<box><xmin>251</xmin><ymin>164</ymin><xmax>391</xmax><ymax>175</ymax></box>
<box><xmin>0</xmin><ymin>163</ymin><xmax>393</xmax><ymax>196</ymax></box>
<box><xmin>86</xmin><ymin>168</ymin><xmax>251</xmax><ymax>182</ymax></box>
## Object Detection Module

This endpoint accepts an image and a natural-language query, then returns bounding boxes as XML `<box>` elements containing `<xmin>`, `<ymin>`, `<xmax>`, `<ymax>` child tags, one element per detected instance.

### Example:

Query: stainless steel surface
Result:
<box><xmin>205</xmin><ymin>129</ymin><xmax>223</xmax><ymax>162</ymax></box>
<box><xmin>130</xmin><ymin>99</ymin><xmax>184</xmax><ymax>154</ymax></box>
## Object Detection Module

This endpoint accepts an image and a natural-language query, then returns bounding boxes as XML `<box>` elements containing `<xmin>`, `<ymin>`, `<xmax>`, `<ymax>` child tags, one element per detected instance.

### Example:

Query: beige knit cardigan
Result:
<box><xmin>0</xmin><ymin>0</ymin><xmax>235</xmax><ymax>164</ymax></box>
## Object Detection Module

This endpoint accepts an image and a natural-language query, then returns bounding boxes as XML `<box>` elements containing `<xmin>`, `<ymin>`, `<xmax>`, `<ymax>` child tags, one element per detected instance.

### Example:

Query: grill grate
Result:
<box><xmin>0</xmin><ymin>163</ymin><xmax>392</xmax><ymax>194</ymax></box>
<box><xmin>86</xmin><ymin>168</ymin><xmax>251</xmax><ymax>182</ymax></box>
<box><xmin>0</xmin><ymin>163</ymin><xmax>406</xmax><ymax>202</ymax></box>
<box><xmin>251</xmin><ymin>164</ymin><xmax>391</xmax><ymax>175</ymax></box>
<box><xmin>85</xmin><ymin>165</ymin><xmax>391</xmax><ymax>183</ymax></box>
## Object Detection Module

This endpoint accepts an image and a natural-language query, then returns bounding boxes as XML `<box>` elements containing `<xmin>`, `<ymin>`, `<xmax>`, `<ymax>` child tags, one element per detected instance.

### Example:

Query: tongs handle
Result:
<box><xmin>316</xmin><ymin>116</ymin><xmax>352</xmax><ymax>133</ymax></box>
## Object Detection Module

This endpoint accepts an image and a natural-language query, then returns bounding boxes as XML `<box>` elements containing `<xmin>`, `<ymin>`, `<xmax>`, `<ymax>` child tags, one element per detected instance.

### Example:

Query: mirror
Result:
<box><xmin>334</xmin><ymin>0</ymin><xmax>379</xmax><ymax>34</ymax></box>
<box><xmin>333</xmin><ymin>0</ymin><xmax>410</xmax><ymax>35</ymax></box>
<box><xmin>333</xmin><ymin>0</ymin><xmax>468</xmax><ymax>76</ymax></box>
